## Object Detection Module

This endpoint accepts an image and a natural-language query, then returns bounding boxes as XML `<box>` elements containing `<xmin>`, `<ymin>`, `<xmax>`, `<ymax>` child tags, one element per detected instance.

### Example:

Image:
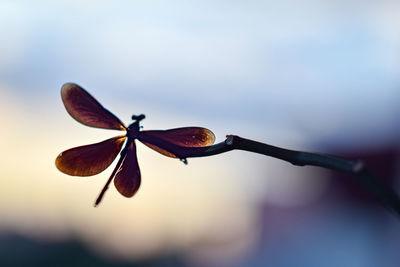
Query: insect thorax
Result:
<box><xmin>127</xmin><ymin>114</ymin><xmax>145</xmax><ymax>139</ymax></box>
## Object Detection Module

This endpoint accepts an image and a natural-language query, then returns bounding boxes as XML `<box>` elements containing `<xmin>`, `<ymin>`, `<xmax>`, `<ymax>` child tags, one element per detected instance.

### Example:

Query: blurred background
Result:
<box><xmin>0</xmin><ymin>0</ymin><xmax>399</xmax><ymax>266</ymax></box>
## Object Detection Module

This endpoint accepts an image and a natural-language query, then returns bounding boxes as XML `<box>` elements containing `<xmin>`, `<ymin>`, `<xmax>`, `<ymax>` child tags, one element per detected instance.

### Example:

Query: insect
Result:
<box><xmin>55</xmin><ymin>83</ymin><xmax>215</xmax><ymax>206</ymax></box>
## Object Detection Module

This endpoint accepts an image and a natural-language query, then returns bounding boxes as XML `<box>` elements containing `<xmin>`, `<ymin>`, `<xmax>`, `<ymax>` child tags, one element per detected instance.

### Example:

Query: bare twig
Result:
<box><xmin>138</xmin><ymin>134</ymin><xmax>400</xmax><ymax>217</ymax></box>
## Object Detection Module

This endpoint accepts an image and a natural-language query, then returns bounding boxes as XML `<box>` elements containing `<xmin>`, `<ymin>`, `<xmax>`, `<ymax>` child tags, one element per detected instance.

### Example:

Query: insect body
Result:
<box><xmin>56</xmin><ymin>83</ymin><xmax>215</xmax><ymax>206</ymax></box>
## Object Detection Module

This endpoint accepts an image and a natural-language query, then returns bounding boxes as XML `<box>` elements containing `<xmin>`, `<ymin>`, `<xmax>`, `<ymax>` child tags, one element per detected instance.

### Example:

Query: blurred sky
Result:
<box><xmin>0</xmin><ymin>0</ymin><xmax>399</xmax><ymax>266</ymax></box>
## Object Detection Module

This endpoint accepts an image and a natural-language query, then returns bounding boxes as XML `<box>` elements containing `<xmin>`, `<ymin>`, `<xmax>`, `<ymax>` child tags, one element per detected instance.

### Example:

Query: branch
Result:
<box><xmin>139</xmin><ymin>134</ymin><xmax>400</xmax><ymax>218</ymax></box>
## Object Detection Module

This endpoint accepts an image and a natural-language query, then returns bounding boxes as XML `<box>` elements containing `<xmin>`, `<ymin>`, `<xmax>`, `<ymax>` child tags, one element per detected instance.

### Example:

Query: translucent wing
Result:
<box><xmin>138</xmin><ymin>127</ymin><xmax>215</xmax><ymax>158</ymax></box>
<box><xmin>56</xmin><ymin>136</ymin><xmax>126</xmax><ymax>176</ymax></box>
<box><xmin>61</xmin><ymin>83</ymin><xmax>126</xmax><ymax>130</ymax></box>
<box><xmin>114</xmin><ymin>141</ymin><xmax>141</xmax><ymax>197</ymax></box>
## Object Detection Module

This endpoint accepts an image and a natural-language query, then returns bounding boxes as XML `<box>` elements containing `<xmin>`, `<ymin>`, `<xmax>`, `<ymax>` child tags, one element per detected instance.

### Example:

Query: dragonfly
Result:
<box><xmin>56</xmin><ymin>83</ymin><xmax>215</xmax><ymax>206</ymax></box>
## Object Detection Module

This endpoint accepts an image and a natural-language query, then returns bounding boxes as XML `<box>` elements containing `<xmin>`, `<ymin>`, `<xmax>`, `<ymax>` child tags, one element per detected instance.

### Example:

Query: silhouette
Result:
<box><xmin>56</xmin><ymin>83</ymin><xmax>400</xmax><ymax>217</ymax></box>
<box><xmin>56</xmin><ymin>83</ymin><xmax>215</xmax><ymax>206</ymax></box>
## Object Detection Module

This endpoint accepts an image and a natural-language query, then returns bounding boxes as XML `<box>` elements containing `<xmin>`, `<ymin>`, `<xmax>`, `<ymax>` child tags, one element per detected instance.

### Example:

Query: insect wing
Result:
<box><xmin>56</xmin><ymin>136</ymin><xmax>126</xmax><ymax>176</ymax></box>
<box><xmin>139</xmin><ymin>127</ymin><xmax>215</xmax><ymax>158</ymax></box>
<box><xmin>114</xmin><ymin>141</ymin><xmax>141</xmax><ymax>197</ymax></box>
<box><xmin>61</xmin><ymin>83</ymin><xmax>126</xmax><ymax>130</ymax></box>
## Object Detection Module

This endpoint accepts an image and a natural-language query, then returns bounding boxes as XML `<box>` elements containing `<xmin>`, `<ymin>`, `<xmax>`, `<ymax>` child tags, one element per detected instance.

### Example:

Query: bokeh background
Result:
<box><xmin>1</xmin><ymin>1</ymin><xmax>400</xmax><ymax>266</ymax></box>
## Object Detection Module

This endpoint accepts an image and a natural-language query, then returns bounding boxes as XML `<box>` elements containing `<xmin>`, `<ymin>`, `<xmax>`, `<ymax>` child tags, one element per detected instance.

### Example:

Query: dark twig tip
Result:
<box><xmin>353</xmin><ymin>160</ymin><xmax>365</xmax><ymax>174</ymax></box>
